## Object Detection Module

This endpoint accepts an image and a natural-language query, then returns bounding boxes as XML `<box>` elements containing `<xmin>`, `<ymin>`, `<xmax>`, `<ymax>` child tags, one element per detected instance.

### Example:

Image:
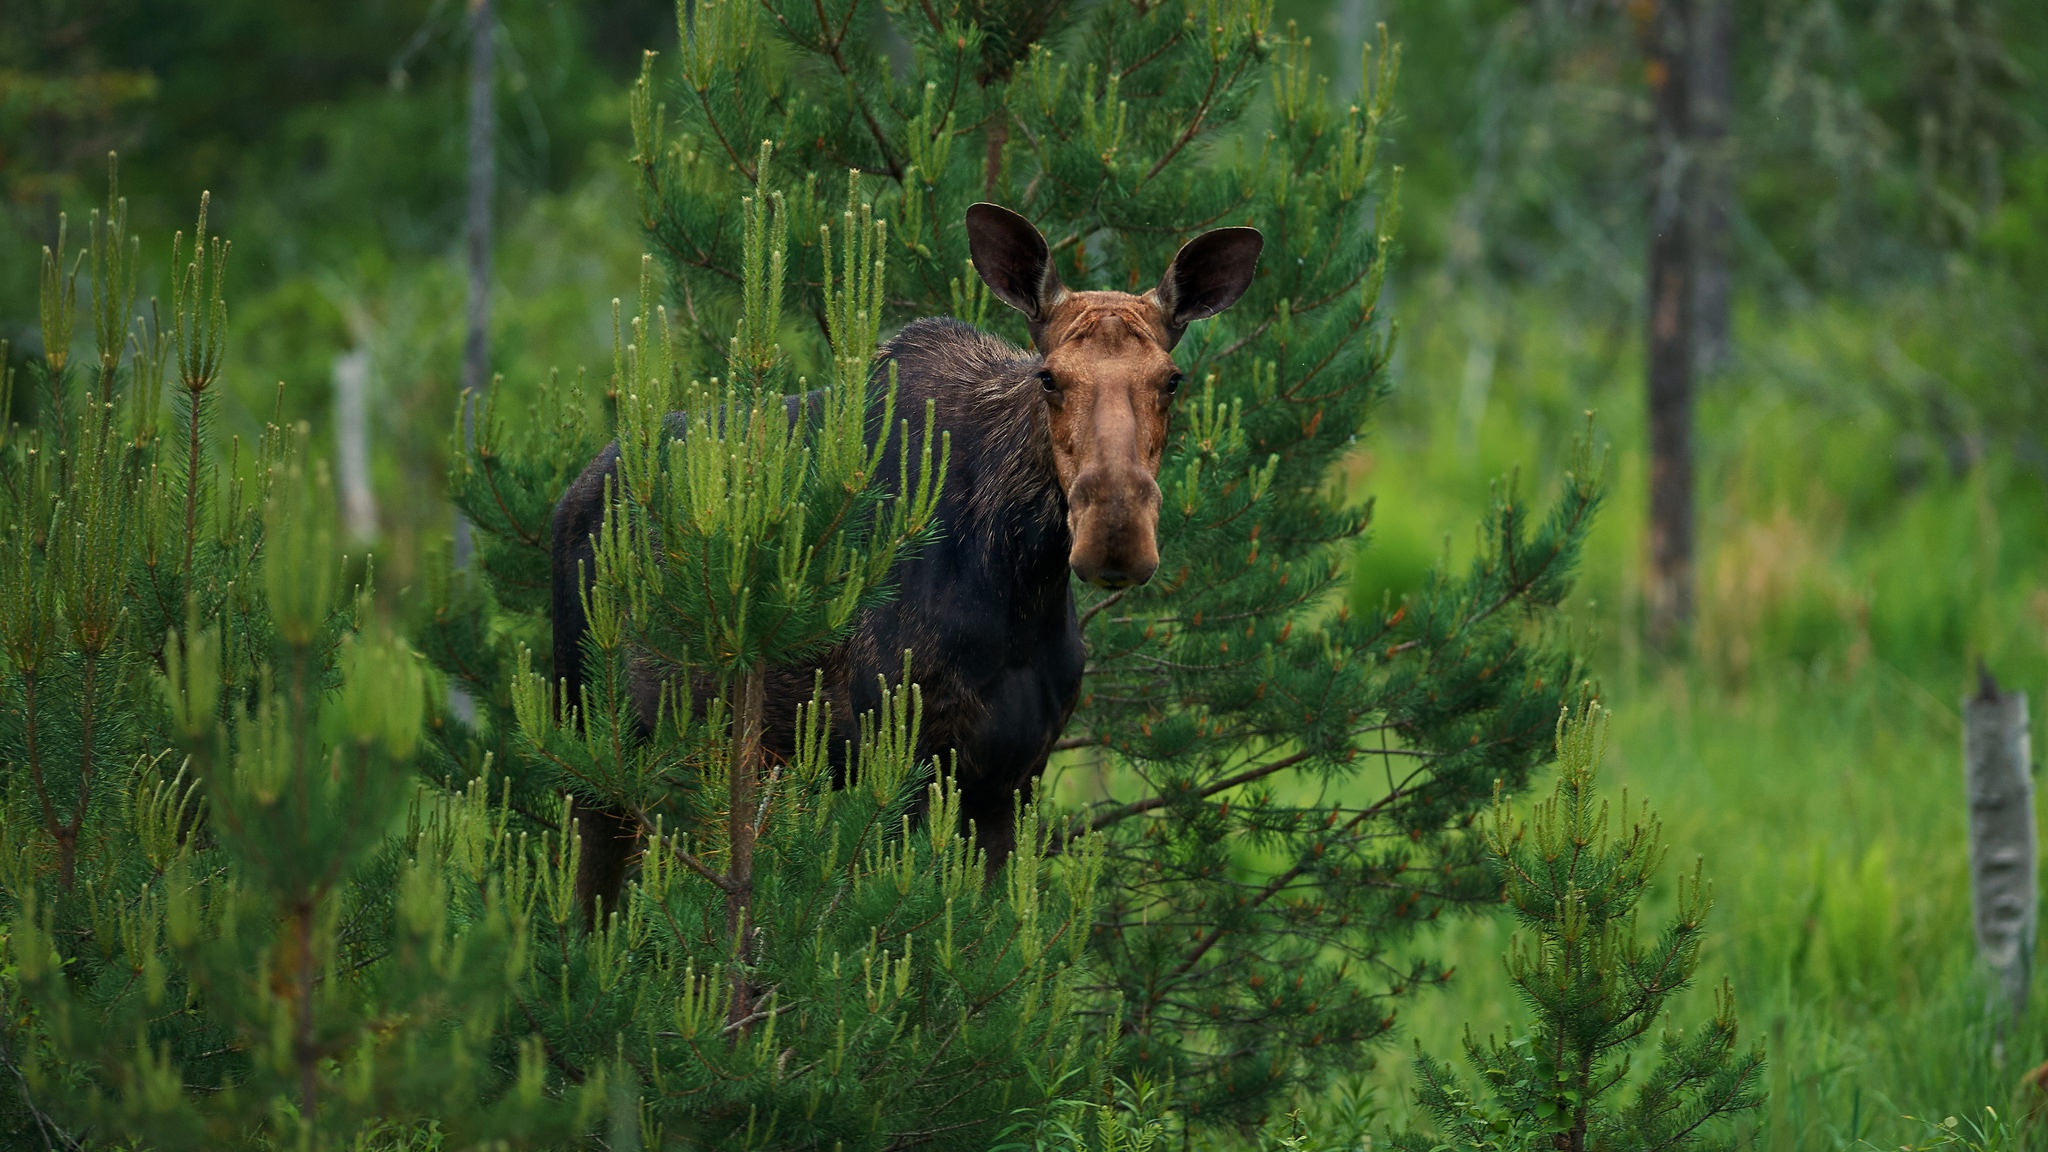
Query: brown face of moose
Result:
<box><xmin>965</xmin><ymin>205</ymin><xmax>1263</xmax><ymax>588</ymax></box>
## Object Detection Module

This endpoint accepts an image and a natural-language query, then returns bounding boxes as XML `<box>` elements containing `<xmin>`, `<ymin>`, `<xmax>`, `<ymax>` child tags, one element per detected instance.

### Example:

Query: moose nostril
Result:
<box><xmin>1077</xmin><ymin>563</ymin><xmax>1157</xmax><ymax>589</ymax></box>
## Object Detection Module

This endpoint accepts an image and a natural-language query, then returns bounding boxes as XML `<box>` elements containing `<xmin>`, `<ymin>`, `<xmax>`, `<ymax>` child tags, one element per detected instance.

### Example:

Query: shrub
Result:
<box><xmin>1394</xmin><ymin>704</ymin><xmax>1766</xmax><ymax>1152</ymax></box>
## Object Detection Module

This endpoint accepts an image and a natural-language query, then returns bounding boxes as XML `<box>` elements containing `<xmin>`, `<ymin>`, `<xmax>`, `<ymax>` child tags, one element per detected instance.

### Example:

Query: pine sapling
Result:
<box><xmin>620</xmin><ymin>3</ymin><xmax>1605</xmax><ymax>1120</ymax></box>
<box><xmin>1</xmin><ymin>176</ymin><xmax>586</xmax><ymax>1150</ymax></box>
<box><xmin>1397</xmin><ymin>703</ymin><xmax>1766</xmax><ymax>1152</ymax></box>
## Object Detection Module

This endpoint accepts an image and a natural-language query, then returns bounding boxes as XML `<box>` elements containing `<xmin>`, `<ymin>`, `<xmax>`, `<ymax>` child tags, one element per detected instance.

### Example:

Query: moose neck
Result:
<box><xmin>941</xmin><ymin>366</ymin><xmax>1073</xmax><ymax>611</ymax></box>
<box><xmin>870</xmin><ymin>316</ymin><xmax>1078</xmax><ymax>622</ymax></box>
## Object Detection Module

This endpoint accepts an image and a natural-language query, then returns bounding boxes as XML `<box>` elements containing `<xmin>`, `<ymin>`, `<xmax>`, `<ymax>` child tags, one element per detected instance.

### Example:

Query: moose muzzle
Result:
<box><xmin>1066</xmin><ymin>467</ymin><xmax>1162</xmax><ymax>589</ymax></box>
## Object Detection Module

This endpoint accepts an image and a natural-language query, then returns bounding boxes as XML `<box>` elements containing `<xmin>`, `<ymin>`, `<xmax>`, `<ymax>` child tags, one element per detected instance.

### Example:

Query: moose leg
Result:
<box><xmin>967</xmin><ymin>798</ymin><xmax>1017</xmax><ymax>882</ymax></box>
<box><xmin>553</xmin><ymin>442</ymin><xmax>632</xmax><ymax>923</ymax></box>
<box><xmin>571</xmin><ymin>799</ymin><xmax>638</xmax><ymax>922</ymax></box>
<box><xmin>964</xmin><ymin>776</ymin><xmax>1038</xmax><ymax>883</ymax></box>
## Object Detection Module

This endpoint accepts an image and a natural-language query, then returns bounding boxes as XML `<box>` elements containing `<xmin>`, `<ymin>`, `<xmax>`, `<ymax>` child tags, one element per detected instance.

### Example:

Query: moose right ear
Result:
<box><xmin>1150</xmin><ymin>226</ymin><xmax>1263</xmax><ymax>349</ymax></box>
<box><xmin>966</xmin><ymin>204</ymin><xmax>1067</xmax><ymax>326</ymax></box>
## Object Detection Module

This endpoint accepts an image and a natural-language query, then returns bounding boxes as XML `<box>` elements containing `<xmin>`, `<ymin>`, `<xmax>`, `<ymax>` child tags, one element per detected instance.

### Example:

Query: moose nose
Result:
<box><xmin>1074</xmin><ymin>558</ymin><xmax>1158</xmax><ymax>589</ymax></box>
<box><xmin>1065</xmin><ymin>465</ymin><xmax>1162</xmax><ymax>590</ymax></box>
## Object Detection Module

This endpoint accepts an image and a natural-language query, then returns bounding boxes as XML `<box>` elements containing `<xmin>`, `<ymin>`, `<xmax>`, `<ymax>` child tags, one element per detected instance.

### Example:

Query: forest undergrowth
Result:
<box><xmin>1328</xmin><ymin>275</ymin><xmax>2048</xmax><ymax>1151</ymax></box>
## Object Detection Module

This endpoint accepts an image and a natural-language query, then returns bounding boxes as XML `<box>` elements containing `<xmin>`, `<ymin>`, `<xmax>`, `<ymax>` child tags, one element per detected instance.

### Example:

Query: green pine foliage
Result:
<box><xmin>0</xmin><ymin>180</ymin><xmax>590</xmax><ymax>1147</ymax></box>
<box><xmin>508</xmin><ymin>665</ymin><xmax>1110</xmax><ymax>1148</ymax></box>
<box><xmin>417</xmin><ymin>149</ymin><xmax>1121</xmax><ymax>1143</ymax></box>
<box><xmin>5</xmin><ymin>1</ymin><xmax>1611</xmax><ymax>1141</ymax></box>
<box><xmin>610</xmin><ymin>0</ymin><xmax>1602</xmax><ymax>1122</ymax></box>
<box><xmin>1394</xmin><ymin>704</ymin><xmax>1766</xmax><ymax>1152</ymax></box>
<box><xmin>4</xmin><ymin>165</ymin><xmax>1113</xmax><ymax>1148</ymax></box>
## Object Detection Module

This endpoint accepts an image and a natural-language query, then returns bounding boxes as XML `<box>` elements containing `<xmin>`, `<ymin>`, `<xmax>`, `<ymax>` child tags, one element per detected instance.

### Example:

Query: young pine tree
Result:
<box><xmin>607</xmin><ymin>0</ymin><xmax>1602</xmax><ymax>1122</ymax></box>
<box><xmin>422</xmin><ymin>164</ymin><xmax>1118</xmax><ymax>1147</ymax></box>
<box><xmin>1395</xmin><ymin>704</ymin><xmax>1767</xmax><ymax>1152</ymax></box>
<box><xmin>7</xmin><ymin>163</ymin><xmax>1111</xmax><ymax>1149</ymax></box>
<box><xmin>1</xmin><ymin>175</ymin><xmax>591</xmax><ymax>1148</ymax></box>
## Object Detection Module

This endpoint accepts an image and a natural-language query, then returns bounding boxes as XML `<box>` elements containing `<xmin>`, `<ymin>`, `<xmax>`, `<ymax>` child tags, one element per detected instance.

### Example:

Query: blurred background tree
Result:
<box><xmin>1</xmin><ymin>0</ymin><xmax>666</xmax><ymax>592</ymax></box>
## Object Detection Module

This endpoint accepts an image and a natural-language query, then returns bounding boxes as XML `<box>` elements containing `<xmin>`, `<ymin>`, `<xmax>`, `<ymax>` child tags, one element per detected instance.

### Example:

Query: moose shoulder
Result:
<box><xmin>552</xmin><ymin>204</ymin><xmax>1262</xmax><ymax>910</ymax></box>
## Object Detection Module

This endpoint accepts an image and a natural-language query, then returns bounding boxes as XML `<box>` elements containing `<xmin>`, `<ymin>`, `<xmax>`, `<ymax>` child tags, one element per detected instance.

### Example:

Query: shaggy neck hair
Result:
<box><xmin>879</xmin><ymin>318</ymin><xmax>1066</xmax><ymax>559</ymax></box>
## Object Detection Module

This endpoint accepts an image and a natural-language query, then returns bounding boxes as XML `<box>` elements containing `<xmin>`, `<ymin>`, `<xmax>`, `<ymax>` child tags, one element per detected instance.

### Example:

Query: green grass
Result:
<box><xmin>1342</xmin><ymin>270</ymin><xmax>2048</xmax><ymax>1150</ymax></box>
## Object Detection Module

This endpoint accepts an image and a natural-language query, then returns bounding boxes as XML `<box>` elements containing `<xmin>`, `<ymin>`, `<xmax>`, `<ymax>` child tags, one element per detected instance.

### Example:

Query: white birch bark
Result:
<box><xmin>1965</xmin><ymin>665</ymin><xmax>2035</xmax><ymax>1022</ymax></box>
<box><xmin>332</xmin><ymin>345</ymin><xmax>377</xmax><ymax>543</ymax></box>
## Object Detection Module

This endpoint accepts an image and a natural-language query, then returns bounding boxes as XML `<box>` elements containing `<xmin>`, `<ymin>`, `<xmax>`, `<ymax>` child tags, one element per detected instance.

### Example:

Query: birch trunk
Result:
<box><xmin>1965</xmin><ymin>664</ymin><xmax>2035</xmax><ymax>1023</ymax></box>
<box><xmin>333</xmin><ymin>346</ymin><xmax>377</xmax><ymax>543</ymax></box>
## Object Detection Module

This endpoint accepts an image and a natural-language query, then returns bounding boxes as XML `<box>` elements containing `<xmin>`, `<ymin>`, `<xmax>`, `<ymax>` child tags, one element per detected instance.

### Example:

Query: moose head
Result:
<box><xmin>965</xmin><ymin>204</ymin><xmax>1263</xmax><ymax>589</ymax></box>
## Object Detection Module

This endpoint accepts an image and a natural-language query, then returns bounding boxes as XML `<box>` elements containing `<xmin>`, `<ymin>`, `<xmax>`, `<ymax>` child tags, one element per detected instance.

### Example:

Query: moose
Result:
<box><xmin>552</xmin><ymin>204</ymin><xmax>1263</xmax><ymax>909</ymax></box>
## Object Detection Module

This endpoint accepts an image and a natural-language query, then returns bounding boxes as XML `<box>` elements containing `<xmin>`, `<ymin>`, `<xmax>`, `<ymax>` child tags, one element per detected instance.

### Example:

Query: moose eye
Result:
<box><xmin>1165</xmin><ymin>371</ymin><xmax>1184</xmax><ymax>396</ymax></box>
<box><xmin>1036</xmin><ymin>368</ymin><xmax>1058</xmax><ymax>394</ymax></box>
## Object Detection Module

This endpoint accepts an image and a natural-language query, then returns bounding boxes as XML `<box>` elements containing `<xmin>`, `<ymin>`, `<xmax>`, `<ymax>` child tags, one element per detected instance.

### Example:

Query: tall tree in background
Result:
<box><xmin>1642</xmin><ymin>0</ymin><xmax>1735</xmax><ymax>653</ymax></box>
<box><xmin>456</xmin><ymin>0</ymin><xmax>496</xmax><ymax>566</ymax></box>
<box><xmin>1643</xmin><ymin>0</ymin><xmax>1698</xmax><ymax>653</ymax></box>
<box><xmin>1691</xmin><ymin>0</ymin><xmax>1732</xmax><ymax>375</ymax></box>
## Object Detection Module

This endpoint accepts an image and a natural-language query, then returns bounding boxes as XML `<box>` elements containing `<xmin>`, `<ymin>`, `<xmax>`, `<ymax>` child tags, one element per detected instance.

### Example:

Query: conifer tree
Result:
<box><xmin>596</xmin><ymin>0</ymin><xmax>1602</xmax><ymax>1122</ymax></box>
<box><xmin>1394</xmin><ymin>705</ymin><xmax>1766</xmax><ymax>1152</ymax></box>
<box><xmin>7</xmin><ymin>164</ymin><xmax>1118</xmax><ymax>1149</ymax></box>
<box><xmin>0</xmin><ymin>175</ymin><xmax>593</xmax><ymax>1148</ymax></box>
<box><xmin>414</xmin><ymin>156</ymin><xmax>1120</xmax><ymax>1144</ymax></box>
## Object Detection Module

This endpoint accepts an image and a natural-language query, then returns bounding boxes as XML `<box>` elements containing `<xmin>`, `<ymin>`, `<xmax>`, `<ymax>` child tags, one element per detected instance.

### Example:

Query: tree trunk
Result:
<box><xmin>333</xmin><ymin>346</ymin><xmax>377</xmax><ymax>543</ymax></box>
<box><xmin>1690</xmin><ymin>0</ymin><xmax>1733</xmax><ymax>376</ymax></box>
<box><xmin>450</xmin><ymin>0</ymin><xmax>494</xmax><ymax>723</ymax></box>
<box><xmin>726</xmin><ymin>663</ymin><xmax>767</xmax><ymax>1032</ymax></box>
<box><xmin>1644</xmin><ymin>0</ymin><xmax>1695</xmax><ymax>655</ymax></box>
<box><xmin>454</xmin><ymin>0</ymin><xmax>495</xmax><ymax>572</ymax></box>
<box><xmin>1964</xmin><ymin>663</ymin><xmax>2035</xmax><ymax>1025</ymax></box>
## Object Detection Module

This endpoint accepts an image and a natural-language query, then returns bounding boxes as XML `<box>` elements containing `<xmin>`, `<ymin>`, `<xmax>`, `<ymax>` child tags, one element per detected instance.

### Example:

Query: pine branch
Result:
<box><xmin>639</xmin><ymin>811</ymin><xmax>739</xmax><ymax>894</ymax></box>
<box><xmin>1081</xmin><ymin>748</ymin><xmax>1315</xmax><ymax>833</ymax></box>
<box><xmin>0</xmin><ymin>1029</ymin><xmax>85</xmax><ymax>1152</ymax></box>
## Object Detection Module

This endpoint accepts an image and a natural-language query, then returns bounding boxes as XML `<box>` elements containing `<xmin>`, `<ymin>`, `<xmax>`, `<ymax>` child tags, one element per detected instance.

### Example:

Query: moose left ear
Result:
<box><xmin>1149</xmin><ymin>227</ymin><xmax>1264</xmax><ymax>349</ymax></box>
<box><xmin>966</xmin><ymin>204</ymin><xmax>1066</xmax><ymax>320</ymax></box>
